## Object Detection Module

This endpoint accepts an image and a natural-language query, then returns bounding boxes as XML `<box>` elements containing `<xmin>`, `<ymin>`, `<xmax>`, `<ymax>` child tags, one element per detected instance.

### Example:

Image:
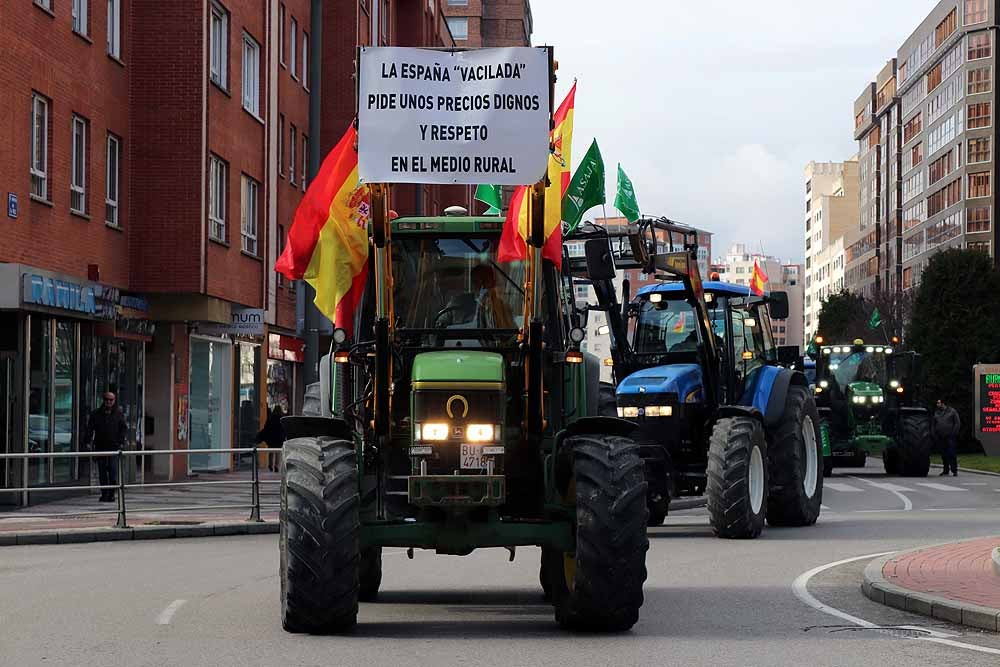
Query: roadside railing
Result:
<box><xmin>0</xmin><ymin>447</ymin><xmax>282</xmax><ymax>529</ymax></box>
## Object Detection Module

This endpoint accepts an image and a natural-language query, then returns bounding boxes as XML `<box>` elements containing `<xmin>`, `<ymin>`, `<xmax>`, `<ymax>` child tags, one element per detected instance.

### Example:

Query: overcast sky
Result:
<box><xmin>532</xmin><ymin>0</ymin><xmax>939</xmax><ymax>263</ymax></box>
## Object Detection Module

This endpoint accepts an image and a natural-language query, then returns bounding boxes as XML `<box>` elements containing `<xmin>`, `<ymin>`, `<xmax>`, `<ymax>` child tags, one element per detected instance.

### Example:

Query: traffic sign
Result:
<box><xmin>7</xmin><ymin>193</ymin><xmax>18</xmax><ymax>219</ymax></box>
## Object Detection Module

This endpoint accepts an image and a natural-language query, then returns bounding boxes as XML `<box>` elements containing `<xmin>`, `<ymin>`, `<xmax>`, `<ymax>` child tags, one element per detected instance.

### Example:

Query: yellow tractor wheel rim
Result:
<box><xmin>563</xmin><ymin>552</ymin><xmax>577</xmax><ymax>592</ymax></box>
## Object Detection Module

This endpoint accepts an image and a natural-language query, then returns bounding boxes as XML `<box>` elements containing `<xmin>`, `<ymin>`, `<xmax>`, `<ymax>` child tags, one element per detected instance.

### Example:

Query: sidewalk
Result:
<box><xmin>862</xmin><ymin>536</ymin><xmax>1000</xmax><ymax>631</ymax></box>
<box><xmin>0</xmin><ymin>469</ymin><xmax>281</xmax><ymax>535</ymax></box>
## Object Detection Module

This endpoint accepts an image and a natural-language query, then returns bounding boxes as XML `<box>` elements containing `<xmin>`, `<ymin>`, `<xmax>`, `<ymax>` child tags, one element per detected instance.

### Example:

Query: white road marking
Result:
<box><xmin>921</xmin><ymin>508</ymin><xmax>979</xmax><ymax>512</ymax></box>
<box><xmin>961</xmin><ymin>483</ymin><xmax>987</xmax><ymax>486</ymax></box>
<box><xmin>792</xmin><ymin>553</ymin><xmax>1000</xmax><ymax>656</ymax></box>
<box><xmin>821</xmin><ymin>504</ymin><xmax>831</xmax><ymax>511</ymax></box>
<box><xmin>848</xmin><ymin>476</ymin><xmax>913</xmax><ymax>511</ymax></box>
<box><xmin>824</xmin><ymin>482</ymin><xmax>863</xmax><ymax>493</ymax></box>
<box><xmin>156</xmin><ymin>599</ymin><xmax>187</xmax><ymax>626</ymax></box>
<box><xmin>916</xmin><ymin>483</ymin><xmax>967</xmax><ymax>492</ymax></box>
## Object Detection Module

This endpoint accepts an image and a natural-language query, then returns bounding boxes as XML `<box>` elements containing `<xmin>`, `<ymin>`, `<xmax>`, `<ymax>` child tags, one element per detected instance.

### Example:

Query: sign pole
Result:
<box><xmin>302</xmin><ymin>0</ymin><xmax>324</xmax><ymax>386</ymax></box>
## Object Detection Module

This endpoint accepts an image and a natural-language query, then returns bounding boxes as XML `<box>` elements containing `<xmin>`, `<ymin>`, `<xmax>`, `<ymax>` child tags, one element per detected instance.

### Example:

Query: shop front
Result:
<box><xmin>267</xmin><ymin>332</ymin><xmax>304</xmax><ymax>414</ymax></box>
<box><xmin>0</xmin><ymin>264</ymin><xmax>150</xmax><ymax>505</ymax></box>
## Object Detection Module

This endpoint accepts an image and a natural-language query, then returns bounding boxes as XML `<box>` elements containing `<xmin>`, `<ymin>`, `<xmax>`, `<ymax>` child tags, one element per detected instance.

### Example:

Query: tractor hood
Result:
<box><xmin>411</xmin><ymin>351</ymin><xmax>505</xmax><ymax>386</ymax></box>
<box><xmin>617</xmin><ymin>364</ymin><xmax>703</xmax><ymax>402</ymax></box>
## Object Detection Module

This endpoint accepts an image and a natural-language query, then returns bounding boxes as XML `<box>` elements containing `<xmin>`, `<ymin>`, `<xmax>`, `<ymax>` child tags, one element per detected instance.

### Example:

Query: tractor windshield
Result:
<box><xmin>633</xmin><ymin>296</ymin><xmax>726</xmax><ymax>354</ymax></box>
<box><xmin>392</xmin><ymin>236</ymin><xmax>525</xmax><ymax>340</ymax></box>
<box><xmin>824</xmin><ymin>349</ymin><xmax>888</xmax><ymax>389</ymax></box>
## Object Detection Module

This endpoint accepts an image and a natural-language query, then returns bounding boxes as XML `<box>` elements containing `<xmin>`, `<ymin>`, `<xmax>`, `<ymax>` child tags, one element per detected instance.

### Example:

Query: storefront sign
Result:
<box><xmin>357</xmin><ymin>46</ymin><xmax>551</xmax><ymax>185</ymax></box>
<box><xmin>975</xmin><ymin>364</ymin><xmax>1000</xmax><ymax>456</ymax></box>
<box><xmin>231</xmin><ymin>308</ymin><xmax>265</xmax><ymax>336</ymax></box>
<box><xmin>22</xmin><ymin>273</ymin><xmax>97</xmax><ymax>315</ymax></box>
<box><xmin>7</xmin><ymin>193</ymin><xmax>17</xmax><ymax>219</ymax></box>
<box><xmin>269</xmin><ymin>333</ymin><xmax>305</xmax><ymax>362</ymax></box>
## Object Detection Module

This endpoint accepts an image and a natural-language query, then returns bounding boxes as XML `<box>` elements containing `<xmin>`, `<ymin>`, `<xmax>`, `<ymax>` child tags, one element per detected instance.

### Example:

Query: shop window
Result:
<box><xmin>53</xmin><ymin>322</ymin><xmax>77</xmax><ymax>482</ymax></box>
<box><xmin>236</xmin><ymin>343</ymin><xmax>261</xmax><ymax>463</ymax></box>
<box><xmin>28</xmin><ymin>317</ymin><xmax>51</xmax><ymax>485</ymax></box>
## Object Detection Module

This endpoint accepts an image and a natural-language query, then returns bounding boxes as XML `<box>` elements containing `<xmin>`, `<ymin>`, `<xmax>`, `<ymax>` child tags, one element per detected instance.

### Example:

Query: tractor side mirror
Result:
<box><xmin>776</xmin><ymin>345</ymin><xmax>799</xmax><ymax>366</ymax></box>
<box><xmin>768</xmin><ymin>291</ymin><xmax>789</xmax><ymax>320</ymax></box>
<box><xmin>584</xmin><ymin>239</ymin><xmax>617</xmax><ymax>281</ymax></box>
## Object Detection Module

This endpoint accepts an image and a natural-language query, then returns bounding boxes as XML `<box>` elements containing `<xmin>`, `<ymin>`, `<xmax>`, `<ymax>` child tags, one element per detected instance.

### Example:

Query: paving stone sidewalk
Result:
<box><xmin>862</xmin><ymin>536</ymin><xmax>1000</xmax><ymax>631</ymax></box>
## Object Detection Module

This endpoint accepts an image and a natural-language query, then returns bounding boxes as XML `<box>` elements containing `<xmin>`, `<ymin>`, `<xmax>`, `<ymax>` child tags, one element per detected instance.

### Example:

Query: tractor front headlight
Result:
<box><xmin>819</xmin><ymin>380</ymin><xmax>829</xmax><ymax>388</ymax></box>
<box><xmin>619</xmin><ymin>406</ymin><xmax>640</xmax><ymax>418</ymax></box>
<box><xmin>419</xmin><ymin>423</ymin><xmax>449</xmax><ymax>441</ymax></box>
<box><xmin>466</xmin><ymin>424</ymin><xmax>497</xmax><ymax>442</ymax></box>
<box><xmin>645</xmin><ymin>405</ymin><xmax>673</xmax><ymax>417</ymax></box>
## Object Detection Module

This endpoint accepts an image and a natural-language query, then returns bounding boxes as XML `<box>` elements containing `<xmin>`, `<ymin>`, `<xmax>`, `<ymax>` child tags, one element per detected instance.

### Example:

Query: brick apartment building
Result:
<box><xmin>0</xmin><ymin>0</ymin><xmax>477</xmax><ymax>502</ymax></box>
<box><xmin>850</xmin><ymin>0</ymin><xmax>999</xmax><ymax>300</ymax></box>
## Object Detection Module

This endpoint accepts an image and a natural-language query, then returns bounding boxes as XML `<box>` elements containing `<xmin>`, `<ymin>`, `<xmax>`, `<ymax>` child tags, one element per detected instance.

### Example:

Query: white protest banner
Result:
<box><xmin>357</xmin><ymin>46</ymin><xmax>551</xmax><ymax>186</ymax></box>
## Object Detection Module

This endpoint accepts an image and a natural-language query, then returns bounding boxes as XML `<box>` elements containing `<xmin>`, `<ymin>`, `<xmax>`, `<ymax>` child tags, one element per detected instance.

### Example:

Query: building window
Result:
<box><xmin>968</xmin><ymin>66</ymin><xmax>992</xmax><ymax>94</ymax></box>
<box><xmin>302</xmin><ymin>32</ymin><xmax>309</xmax><ymax>89</ymax></box>
<box><xmin>447</xmin><ymin>0</ymin><xmax>468</xmax><ymax>5</ymax></box>
<box><xmin>909</xmin><ymin>142</ymin><xmax>923</xmax><ymax>171</ymax></box>
<box><xmin>278</xmin><ymin>113</ymin><xmax>285</xmax><ymax>177</ymax></box>
<box><xmin>967</xmin><ymin>206</ymin><xmax>991</xmax><ymax>232</ymax></box>
<box><xmin>241</xmin><ymin>175</ymin><xmax>259</xmax><ymax>255</ymax></box>
<box><xmin>289</xmin><ymin>124</ymin><xmax>297</xmax><ymax>184</ymax></box>
<box><xmin>210</xmin><ymin>2</ymin><xmax>229</xmax><ymax>89</ymax></box>
<box><xmin>926</xmin><ymin>63</ymin><xmax>943</xmax><ymax>93</ymax></box>
<box><xmin>72</xmin><ymin>0</ymin><xmax>88</xmax><ymax>36</ymax></box>
<box><xmin>927</xmin><ymin>178</ymin><xmax>960</xmax><ymax>216</ymax></box>
<box><xmin>969</xmin><ymin>101</ymin><xmax>992</xmax><ymax>128</ymax></box>
<box><xmin>903</xmin><ymin>112</ymin><xmax>922</xmax><ymax>143</ymax></box>
<box><xmin>278</xmin><ymin>3</ymin><xmax>286</xmax><ymax>67</ymax></box>
<box><xmin>290</xmin><ymin>17</ymin><xmax>298</xmax><ymax>80</ymax></box>
<box><xmin>30</xmin><ymin>93</ymin><xmax>49</xmax><ymax>200</ymax></box>
<box><xmin>935</xmin><ymin>8</ymin><xmax>957</xmax><ymax>49</ymax></box>
<box><xmin>277</xmin><ymin>225</ymin><xmax>286</xmax><ymax>286</ymax></box>
<box><xmin>968</xmin><ymin>137</ymin><xmax>991</xmax><ymax>163</ymax></box>
<box><xmin>928</xmin><ymin>150</ymin><xmax>953</xmax><ymax>186</ymax></box>
<box><xmin>106</xmin><ymin>134</ymin><xmax>120</xmax><ymax>226</ymax></box>
<box><xmin>35</xmin><ymin>0</ymin><xmax>52</xmax><ymax>10</ymax></box>
<box><xmin>302</xmin><ymin>135</ymin><xmax>308</xmax><ymax>190</ymax></box>
<box><xmin>242</xmin><ymin>33</ymin><xmax>260</xmax><ymax>117</ymax></box>
<box><xmin>209</xmin><ymin>154</ymin><xmax>227</xmax><ymax>241</ymax></box>
<box><xmin>965</xmin><ymin>0</ymin><xmax>988</xmax><ymax>25</ymax></box>
<box><xmin>107</xmin><ymin>0</ymin><xmax>121</xmax><ymax>58</ymax></box>
<box><xmin>969</xmin><ymin>172</ymin><xmax>991</xmax><ymax>198</ymax></box>
<box><xmin>967</xmin><ymin>241</ymin><xmax>992</xmax><ymax>255</ymax></box>
<box><xmin>447</xmin><ymin>17</ymin><xmax>468</xmax><ymax>40</ymax></box>
<box><xmin>969</xmin><ymin>32</ymin><xmax>992</xmax><ymax>60</ymax></box>
<box><xmin>71</xmin><ymin>115</ymin><xmax>88</xmax><ymax>214</ymax></box>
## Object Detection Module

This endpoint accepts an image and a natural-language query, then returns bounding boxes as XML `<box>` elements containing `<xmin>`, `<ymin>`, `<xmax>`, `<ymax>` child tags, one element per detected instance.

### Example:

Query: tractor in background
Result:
<box><xmin>567</xmin><ymin>219</ymin><xmax>823</xmax><ymax>534</ymax></box>
<box><xmin>810</xmin><ymin>338</ymin><xmax>931</xmax><ymax>477</ymax></box>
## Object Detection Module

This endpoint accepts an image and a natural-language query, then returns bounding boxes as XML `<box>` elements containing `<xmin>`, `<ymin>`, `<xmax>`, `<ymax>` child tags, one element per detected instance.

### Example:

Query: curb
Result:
<box><xmin>0</xmin><ymin>520</ymin><xmax>278</xmax><ymax>548</ymax></box>
<box><xmin>671</xmin><ymin>497</ymin><xmax>706</xmax><ymax>511</ymax></box>
<box><xmin>993</xmin><ymin>548</ymin><xmax>1000</xmax><ymax>577</ymax></box>
<box><xmin>928</xmin><ymin>462</ymin><xmax>1000</xmax><ymax>478</ymax></box>
<box><xmin>862</xmin><ymin>542</ymin><xmax>1000</xmax><ymax>632</ymax></box>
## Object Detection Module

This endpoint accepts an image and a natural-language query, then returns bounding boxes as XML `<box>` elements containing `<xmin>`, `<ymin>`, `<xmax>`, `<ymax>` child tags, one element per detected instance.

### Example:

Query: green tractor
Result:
<box><xmin>280</xmin><ymin>195</ymin><xmax>649</xmax><ymax>634</ymax></box>
<box><xmin>811</xmin><ymin>338</ymin><xmax>931</xmax><ymax>477</ymax></box>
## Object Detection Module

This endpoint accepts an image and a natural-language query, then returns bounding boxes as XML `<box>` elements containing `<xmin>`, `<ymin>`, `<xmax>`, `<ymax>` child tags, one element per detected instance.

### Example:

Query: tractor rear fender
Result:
<box><xmin>281</xmin><ymin>415</ymin><xmax>353</xmax><ymax>442</ymax></box>
<box><xmin>898</xmin><ymin>406</ymin><xmax>929</xmax><ymax>416</ymax></box>
<box><xmin>716</xmin><ymin>404</ymin><xmax>763</xmax><ymax>422</ymax></box>
<box><xmin>755</xmin><ymin>367</ymin><xmax>808</xmax><ymax>427</ymax></box>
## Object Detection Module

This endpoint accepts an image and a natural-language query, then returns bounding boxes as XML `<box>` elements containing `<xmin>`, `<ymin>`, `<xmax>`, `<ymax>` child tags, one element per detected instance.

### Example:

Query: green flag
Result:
<box><xmin>474</xmin><ymin>184</ymin><xmax>502</xmax><ymax>215</ymax></box>
<box><xmin>868</xmin><ymin>307</ymin><xmax>882</xmax><ymax>330</ymax></box>
<box><xmin>562</xmin><ymin>139</ymin><xmax>606</xmax><ymax>233</ymax></box>
<box><xmin>614</xmin><ymin>164</ymin><xmax>640</xmax><ymax>222</ymax></box>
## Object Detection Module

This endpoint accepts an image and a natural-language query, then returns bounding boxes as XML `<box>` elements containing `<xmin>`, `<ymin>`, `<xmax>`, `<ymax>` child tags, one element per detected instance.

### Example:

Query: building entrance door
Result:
<box><xmin>0</xmin><ymin>354</ymin><xmax>19</xmax><ymax>504</ymax></box>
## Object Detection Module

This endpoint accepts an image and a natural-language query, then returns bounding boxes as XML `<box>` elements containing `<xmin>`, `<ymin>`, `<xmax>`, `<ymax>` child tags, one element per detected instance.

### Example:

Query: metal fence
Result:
<box><xmin>0</xmin><ymin>447</ymin><xmax>281</xmax><ymax>529</ymax></box>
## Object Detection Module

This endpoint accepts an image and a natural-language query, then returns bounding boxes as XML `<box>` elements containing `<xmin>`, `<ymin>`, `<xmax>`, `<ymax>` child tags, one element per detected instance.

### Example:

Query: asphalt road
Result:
<box><xmin>4</xmin><ymin>460</ymin><xmax>1000</xmax><ymax>667</ymax></box>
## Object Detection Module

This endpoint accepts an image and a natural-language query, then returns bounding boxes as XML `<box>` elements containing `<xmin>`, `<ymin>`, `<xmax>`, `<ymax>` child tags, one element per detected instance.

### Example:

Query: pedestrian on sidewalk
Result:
<box><xmin>84</xmin><ymin>392</ymin><xmax>129</xmax><ymax>501</ymax></box>
<box><xmin>256</xmin><ymin>406</ymin><xmax>286</xmax><ymax>473</ymax></box>
<box><xmin>933</xmin><ymin>398</ymin><xmax>961</xmax><ymax>477</ymax></box>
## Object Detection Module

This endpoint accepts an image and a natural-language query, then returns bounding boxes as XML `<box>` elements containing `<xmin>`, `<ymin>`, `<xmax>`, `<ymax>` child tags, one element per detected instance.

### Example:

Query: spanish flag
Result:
<box><xmin>275</xmin><ymin>124</ymin><xmax>370</xmax><ymax>337</ymax></box>
<box><xmin>498</xmin><ymin>81</ymin><xmax>577</xmax><ymax>268</ymax></box>
<box><xmin>749</xmin><ymin>260</ymin><xmax>768</xmax><ymax>297</ymax></box>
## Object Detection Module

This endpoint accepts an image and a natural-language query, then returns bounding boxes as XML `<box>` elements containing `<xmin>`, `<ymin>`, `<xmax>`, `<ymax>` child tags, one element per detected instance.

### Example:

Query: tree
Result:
<box><xmin>815</xmin><ymin>290</ymin><xmax>869</xmax><ymax>342</ymax></box>
<box><xmin>909</xmin><ymin>249</ymin><xmax>1000</xmax><ymax>448</ymax></box>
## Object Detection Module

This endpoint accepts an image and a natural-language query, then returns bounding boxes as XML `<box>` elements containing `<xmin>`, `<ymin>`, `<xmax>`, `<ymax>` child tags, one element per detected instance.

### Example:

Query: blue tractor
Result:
<box><xmin>570</xmin><ymin>219</ymin><xmax>824</xmax><ymax>536</ymax></box>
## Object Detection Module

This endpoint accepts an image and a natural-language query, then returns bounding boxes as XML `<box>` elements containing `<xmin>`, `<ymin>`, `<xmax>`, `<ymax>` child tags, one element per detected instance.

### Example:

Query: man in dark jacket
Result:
<box><xmin>933</xmin><ymin>398</ymin><xmax>961</xmax><ymax>476</ymax></box>
<box><xmin>85</xmin><ymin>392</ymin><xmax>129</xmax><ymax>501</ymax></box>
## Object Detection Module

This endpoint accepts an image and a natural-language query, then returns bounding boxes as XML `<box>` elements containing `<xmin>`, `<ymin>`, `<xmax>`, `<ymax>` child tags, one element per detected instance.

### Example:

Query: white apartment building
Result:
<box><xmin>803</xmin><ymin>159</ymin><xmax>860</xmax><ymax>345</ymax></box>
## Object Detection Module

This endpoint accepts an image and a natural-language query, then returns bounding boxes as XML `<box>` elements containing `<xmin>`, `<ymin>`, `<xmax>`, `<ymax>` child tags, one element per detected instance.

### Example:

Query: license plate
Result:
<box><xmin>460</xmin><ymin>443</ymin><xmax>486</xmax><ymax>469</ymax></box>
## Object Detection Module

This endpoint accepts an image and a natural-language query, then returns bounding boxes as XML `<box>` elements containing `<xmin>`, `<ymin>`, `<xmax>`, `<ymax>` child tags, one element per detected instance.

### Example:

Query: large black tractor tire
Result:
<box><xmin>850</xmin><ymin>449</ymin><xmax>869</xmax><ymax>468</ymax></box>
<box><xmin>706</xmin><ymin>416</ymin><xmax>768</xmax><ymax>539</ymax></box>
<box><xmin>280</xmin><ymin>437</ymin><xmax>361</xmax><ymax>634</ymax></box>
<box><xmin>598</xmin><ymin>381</ymin><xmax>617</xmax><ymax>417</ymax></box>
<box><xmin>766</xmin><ymin>387</ymin><xmax>823</xmax><ymax>527</ymax></box>
<box><xmin>546</xmin><ymin>434</ymin><xmax>648</xmax><ymax>632</ymax></box>
<box><xmin>302</xmin><ymin>382</ymin><xmax>322</xmax><ymax>416</ymax></box>
<box><xmin>822</xmin><ymin>456</ymin><xmax>834</xmax><ymax>477</ymax></box>
<box><xmin>898</xmin><ymin>413</ymin><xmax>932</xmax><ymax>477</ymax></box>
<box><xmin>359</xmin><ymin>547</ymin><xmax>383</xmax><ymax>602</ymax></box>
<box><xmin>883</xmin><ymin>447</ymin><xmax>901</xmax><ymax>475</ymax></box>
